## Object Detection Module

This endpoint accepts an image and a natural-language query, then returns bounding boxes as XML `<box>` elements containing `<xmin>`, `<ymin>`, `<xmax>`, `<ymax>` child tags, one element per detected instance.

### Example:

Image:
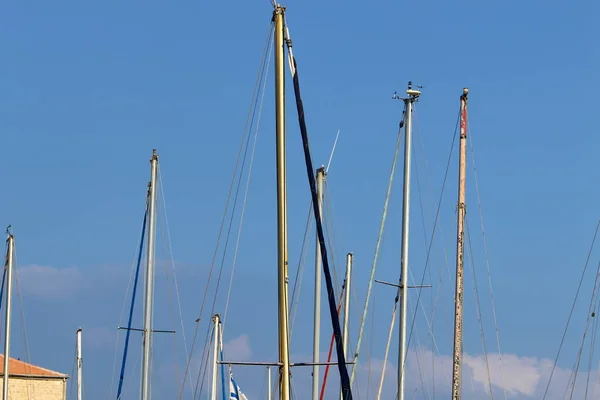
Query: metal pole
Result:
<box><xmin>77</xmin><ymin>328</ymin><xmax>83</xmax><ymax>400</ymax></box>
<box><xmin>268</xmin><ymin>366</ymin><xmax>272</xmax><ymax>400</ymax></box>
<box><xmin>451</xmin><ymin>88</ymin><xmax>469</xmax><ymax>400</ymax></box>
<box><xmin>211</xmin><ymin>315</ymin><xmax>220</xmax><ymax>400</ymax></box>
<box><xmin>398</xmin><ymin>82</ymin><xmax>420</xmax><ymax>400</ymax></box>
<box><xmin>312</xmin><ymin>166</ymin><xmax>325</xmax><ymax>400</ymax></box>
<box><xmin>2</xmin><ymin>233</ymin><xmax>14</xmax><ymax>400</ymax></box>
<box><xmin>274</xmin><ymin>6</ymin><xmax>291</xmax><ymax>400</ymax></box>
<box><xmin>141</xmin><ymin>149</ymin><xmax>158</xmax><ymax>400</ymax></box>
<box><xmin>340</xmin><ymin>253</ymin><xmax>353</xmax><ymax>400</ymax></box>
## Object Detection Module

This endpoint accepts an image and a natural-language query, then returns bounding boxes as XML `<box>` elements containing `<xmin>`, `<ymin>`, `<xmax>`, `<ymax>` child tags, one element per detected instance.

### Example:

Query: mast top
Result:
<box><xmin>151</xmin><ymin>149</ymin><xmax>158</xmax><ymax>161</ymax></box>
<box><xmin>392</xmin><ymin>81</ymin><xmax>423</xmax><ymax>102</ymax></box>
<box><xmin>406</xmin><ymin>81</ymin><xmax>421</xmax><ymax>99</ymax></box>
<box><xmin>463</xmin><ymin>87</ymin><xmax>469</xmax><ymax>95</ymax></box>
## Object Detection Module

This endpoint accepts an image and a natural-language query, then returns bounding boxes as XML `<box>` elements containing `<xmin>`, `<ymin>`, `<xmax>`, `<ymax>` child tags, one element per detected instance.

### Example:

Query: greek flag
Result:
<box><xmin>229</xmin><ymin>373</ymin><xmax>248</xmax><ymax>400</ymax></box>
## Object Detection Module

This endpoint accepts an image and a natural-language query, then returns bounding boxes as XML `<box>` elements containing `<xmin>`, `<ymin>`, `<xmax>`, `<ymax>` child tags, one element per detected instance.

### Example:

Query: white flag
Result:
<box><xmin>229</xmin><ymin>373</ymin><xmax>248</xmax><ymax>400</ymax></box>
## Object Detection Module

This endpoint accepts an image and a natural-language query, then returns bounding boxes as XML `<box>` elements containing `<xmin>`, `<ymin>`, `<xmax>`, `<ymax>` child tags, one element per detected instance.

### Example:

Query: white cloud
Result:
<box><xmin>223</xmin><ymin>334</ymin><xmax>252</xmax><ymax>361</ymax></box>
<box><xmin>288</xmin><ymin>348</ymin><xmax>599</xmax><ymax>399</ymax></box>
<box><xmin>16</xmin><ymin>264</ymin><xmax>85</xmax><ymax>299</ymax></box>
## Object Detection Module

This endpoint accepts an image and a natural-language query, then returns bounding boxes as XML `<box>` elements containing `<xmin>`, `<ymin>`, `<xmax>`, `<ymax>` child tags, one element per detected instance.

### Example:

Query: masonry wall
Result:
<box><xmin>5</xmin><ymin>377</ymin><xmax>66</xmax><ymax>400</ymax></box>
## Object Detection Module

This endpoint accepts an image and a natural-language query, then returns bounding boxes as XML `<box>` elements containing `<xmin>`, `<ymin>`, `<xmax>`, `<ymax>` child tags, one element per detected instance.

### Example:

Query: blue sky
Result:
<box><xmin>0</xmin><ymin>0</ymin><xmax>598</xmax><ymax>399</ymax></box>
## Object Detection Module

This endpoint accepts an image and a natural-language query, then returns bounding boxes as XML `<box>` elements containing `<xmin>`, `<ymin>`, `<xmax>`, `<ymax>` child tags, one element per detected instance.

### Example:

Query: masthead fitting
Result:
<box><xmin>463</xmin><ymin>88</ymin><xmax>469</xmax><ymax>95</ymax></box>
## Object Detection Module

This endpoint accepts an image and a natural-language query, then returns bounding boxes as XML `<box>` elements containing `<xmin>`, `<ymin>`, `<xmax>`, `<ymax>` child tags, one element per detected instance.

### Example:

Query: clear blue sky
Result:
<box><xmin>0</xmin><ymin>0</ymin><xmax>598</xmax><ymax>399</ymax></box>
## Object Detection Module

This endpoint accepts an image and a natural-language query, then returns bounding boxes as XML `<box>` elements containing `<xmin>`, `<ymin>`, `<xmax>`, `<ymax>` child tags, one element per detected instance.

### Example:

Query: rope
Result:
<box><xmin>289</xmin><ymin>51</ymin><xmax>353</xmax><ymax>399</ymax></box>
<box><xmin>109</xmin><ymin>208</ymin><xmax>149</xmax><ymax>397</ymax></box>
<box><xmin>542</xmin><ymin>220</ymin><xmax>600</xmax><ymax>399</ymax></box>
<box><xmin>319</xmin><ymin>286</ymin><xmax>345</xmax><ymax>400</ymax></box>
<box><xmin>116</xmin><ymin>207</ymin><xmax>148</xmax><ymax>399</ymax></box>
<box><xmin>467</xmin><ymin>121</ymin><xmax>508</xmax><ymax>400</ymax></box>
<box><xmin>0</xmin><ymin>267</ymin><xmax>6</xmax><ymax>315</ymax></box>
<box><xmin>350</xmin><ymin>118</ymin><xmax>403</xmax><ymax>387</ymax></box>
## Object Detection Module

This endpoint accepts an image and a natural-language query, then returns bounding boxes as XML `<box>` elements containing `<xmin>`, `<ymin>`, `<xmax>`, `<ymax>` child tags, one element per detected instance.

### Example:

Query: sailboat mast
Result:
<box><xmin>2</xmin><ymin>232</ymin><xmax>14</xmax><ymax>400</ymax></box>
<box><xmin>340</xmin><ymin>252</ymin><xmax>353</xmax><ymax>400</ymax></box>
<box><xmin>312</xmin><ymin>166</ymin><xmax>325</xmax><ymax>400</ymax></box>
<box><xmin>398</xmin><ymin>82</ymin><xmax>420</xmax><ymax>400</ymax></box>
<box><xmin>274</xmin><ymin>5</ymin><xmax>291</xmax><ymax>400</ymax></box>
<box><xmin>141</xmin><ymin>149</ymin><xmax>158</xmax><ymax>400</ymax></box>
<box><xmin>76</xmin><ymin>328</ymin><xmax>83</xmax><ymax>400</ymax></box>
<box><xmin>211</xmin><ymin>314</ymin><xmax>221</xmax><ymax>400</ymax></box>
<box><xmin>451</xmin><ymin>88</ymin><xmax>469</xmax><ymax>400</ymax></box>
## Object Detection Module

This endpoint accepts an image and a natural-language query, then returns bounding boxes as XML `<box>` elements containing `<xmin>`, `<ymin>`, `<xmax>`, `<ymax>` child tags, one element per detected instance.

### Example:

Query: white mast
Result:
<box><xmin>2</xmin><ymin>231</ymin><xmax>14</xmax><ymax>400</ymax></box>
<box><xmin>340</xmin><ymin>252</ymin><xmax>353</xmax><ymax>400</ymax></box>
<box><xmin>77</xmin><ymin>328</ymin><xmax>83</xmax><ymax>400</ymax></box>
<box><xmin>141</xmin><ymin>149</ymin><xmax>158</xmax><ymax>400</ymax></box>
<box><xmin>451</xmin><ymin>88</ymin><xmax>469</xmax><ymax>400</ymax></box>
<box><xmin>267</xmin><ymin>366</ymin><xmax>272</xmax><ymax>400</ymax></box>
<box><xmin>312</xmin><ymin>166</ymin><xmax>325</xmax><ymax>400</ymax></box>
<box><xmin>396</xmin><ymin>82</ymin><xmax>421</xmax><ymax>400</ymax></box>
<box><xmin>211</xmin><ymin>314</ymin><xmax>221</xmax><ymax>400</ymax></box>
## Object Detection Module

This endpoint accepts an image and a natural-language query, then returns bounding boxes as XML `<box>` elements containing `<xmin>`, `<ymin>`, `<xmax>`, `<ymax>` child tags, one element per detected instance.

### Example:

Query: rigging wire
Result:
<box><xmin>287</xmin><ymin>43</ymin><xmax>353</xmax><ymax>400</ymax></box>
<box><xmin>566</xmin><ymin>256</ymin><xmax>600</xmax><ymax>399</ymax></box>
<box><xmin>412</xmin><ymin>108</ymin><xmax>457</xmax><ymax>397</ymax></box>
<box><xmin>291</xmin><ymin>127</ymin><xmax>345</xmax><ymax>337</ymax></box>
<box><xmin>413</xmin><ymin>107</ymin><xmax>456</xmax><ymax>390</ymax></box>
<box><xmin>192</xmin><ymin>323</ymin><xmax>216</xmax><ymax>399</ymax></box>
<box><xmin>158</xmin><ymin>166</ymin><xmax>193</xmax><ymax>391</ymax></box>
<box><xmin>467</xmin><ymin>120</ymin><xmax>509</xmax><ymax>400</ymax></box>
<box><xmin>413</xmin><ymin>132</ymin><xmax>436</xmax><ymax>400</ymax></box>
<box><xmin>289</xmin><ymin>207</ymin><xmax>313</xmax><ymax>336</ymax></box>
<box><xmin>326</xmin><ymin>129</ymin><xmax>341</xmax><ymax>173</ymax></box>
<box><xmin>109</xmin><ymin>209</ymin><xmax>149</xmax><ymax>397</ymax></box>
<box><xmin>12</xmin><ymin>239</ymin><xmax>36</xmax><ymax>399</ymax></box>
<box><xmin>222</xmin><ymin>31</ymin><xmax>273</xmax><ymax>331</ymax></box>
<box><xmin>465</xmin><ymin>217</ymin><xmax>495</xmax><ymax>399</ymax></box>
<box><xmin>584</xmin><ymin>292</ymin><xmax>600</xmax><ymax>397</ymax></box>
<box><xmin>181</xmin><ymin>21</ymin><xmax>275</xmax><ymax>399</ymax></box>
<box><xmin>377</xmin><ymin>295</ymin><xmax>398</xmax><ymax>400</ymax></box>
<box><xmin>194</xmin><ymin>27</ymin><xmax>274</xmax><ymax>396</ymax></box>
<box><xmin>157</xmin><ymin>198</ymin><xmax>183</xmax><ymax>391</ymax></box>
<box><xmin>542</xmin><ymin>220</ymin><xmax>600</xmax><ymax>399</ymax></box>
<box><xmin>403</xmin><ymin>106</ymin><xmax>459</xmax><ymax>377</ymax></box>
<box><xmin>350</xmin><ymin>117</ymin><xmax>404</xmax><ymax>387</ymax></box>
<box><xmin>319</xmin><ymin>284</ymin><xmax>346</xmax><ymax>399</ymax></box>
<box><xmin>67</xmin><ymin>330</ymin><xmax>77</xmax><ymax>398</ymax></box>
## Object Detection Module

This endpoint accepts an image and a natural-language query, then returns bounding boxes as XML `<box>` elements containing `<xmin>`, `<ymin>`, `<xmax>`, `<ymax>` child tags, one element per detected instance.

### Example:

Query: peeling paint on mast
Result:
<box><xmin>451</xmin><ymin>88</ymin><xmax>469</xmax><ymax>400</ymax></box>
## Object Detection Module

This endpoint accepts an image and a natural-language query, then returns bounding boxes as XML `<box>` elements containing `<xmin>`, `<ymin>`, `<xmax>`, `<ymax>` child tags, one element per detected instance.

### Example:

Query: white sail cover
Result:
<box><xmin>229</xmin><ymin>373</ymin><xmax>248</xmax><ymax>400</ymax></box>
